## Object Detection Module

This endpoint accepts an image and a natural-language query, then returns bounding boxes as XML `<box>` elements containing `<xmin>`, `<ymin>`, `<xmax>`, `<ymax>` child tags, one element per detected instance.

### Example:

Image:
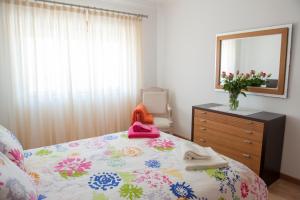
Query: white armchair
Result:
<box><xmin>141</xmin><ymin>87</ymin><xmax>173</xmax><ymax>133</ymax></box>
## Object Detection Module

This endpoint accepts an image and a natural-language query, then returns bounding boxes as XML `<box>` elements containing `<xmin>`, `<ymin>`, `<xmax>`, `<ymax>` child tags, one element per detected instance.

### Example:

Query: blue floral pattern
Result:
<box><xmin>218</xmin><ymin>167</ymin><xmax>240</xmax><ymax>198</ymax></box>
<box><xmin>24</xmin><ymin>152</ymin><xmax>32</xmax><ymax>158</ymax></box>
<box><xmin>54</xmin><ymin>144</ymin><xmax>68</xmax><ymax>152</ymax></box>
<box><xmin>88</xmin><ymin>172</ymin><xmax>122</xmax><ymax>191</ymax></box>
<box><xmin>103</xmin><ymin>135</ymin><xmax>119</xmax><ymax>141</ymax></box>
<box><xmin>8</xmin><ymin>131</ymin><xmax>22</xmax><ymax>147</ymax></box>
<box><xmin>145</xmin><ymin>160</ymin><xmax>161</xmax><ymax>168</ymax></box>
<box><xmin>107</xmin><ymin>158</ymin><xmax>126</xmax><ymax>168</ymax></box>
<box><xmin>170</xmin><ymin>182</ymin><xmax>197</xmax><ymax>199</ymax></box>
<box><xmin>38</xmin><ymin>194</ymin><xmax>47</xmax><ymax>200</ymax></box>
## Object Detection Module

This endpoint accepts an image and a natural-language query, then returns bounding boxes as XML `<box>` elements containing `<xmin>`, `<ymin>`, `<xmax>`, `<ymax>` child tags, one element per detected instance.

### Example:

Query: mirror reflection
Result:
<box><xmin>220</xmin><ymin>34</ymin><xmax>282</xmax><ymax>88</ymax></box>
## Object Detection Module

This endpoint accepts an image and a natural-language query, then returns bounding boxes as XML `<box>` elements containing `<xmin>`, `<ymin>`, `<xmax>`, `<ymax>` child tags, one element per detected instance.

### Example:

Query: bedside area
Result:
<box><xmin>191</xmin><ymin>103</ymin><xmax>286</xmax><ymax>186</ymax></box>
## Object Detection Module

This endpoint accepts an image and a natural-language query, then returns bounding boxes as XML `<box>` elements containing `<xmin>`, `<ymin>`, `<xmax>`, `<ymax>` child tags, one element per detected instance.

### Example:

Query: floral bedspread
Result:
<box><xmin>24</xmin><ymin>132</ymin><xmax>267</xmax><ymax>200</ymax></box>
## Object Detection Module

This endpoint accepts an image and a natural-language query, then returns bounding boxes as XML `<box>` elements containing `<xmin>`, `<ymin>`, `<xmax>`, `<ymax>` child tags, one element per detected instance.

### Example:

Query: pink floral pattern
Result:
<box><xmin>8</xmin><ymin>149</ymin><xmax>25</xmax><ymax>170</ymax></box>
<box><xmin>0</xmin><ymin>125</ymin><xmax>25</xmax><ymax>171</ymax></box>
<box><xmin>0</xmin><ymin>173</ymin><xmax>4</xmax><ymax>189</ymax></box>
<box><xmin>85</xmin><ymin>138</ymin><xmax>106</xmax><ymax>149</ymax></box>
<box><xmin>54</xmin><ymin>157</ymin><xmax>92</xmax><ymax>179</ymax></box>
<box><xmin>134</xmin><ymin>170</ymin><xmax>172</xmax><ymax>189</ymax></box>
<box><xmin>29</xmin><ymin>191</ymin><xmax>38</xmax><ymax>200</ymax></box>
<box><xmin>69</xmin><ymin>142</ymin><xmax>80</xmax><ymax>148</ymax></box>
<box><xmin>250</xmin><ymin>177</ymin><xmax>268</xmax><ymax>200</ymax></box>
<box><xmin>146</xmin><ymin>139</ymin><xmax>175</xmax><ymax>151</ymax></box>
<box><xmin>241</xmin><ymin>181</ymin><xmax>249</xmax><ymax>198</ymax></box>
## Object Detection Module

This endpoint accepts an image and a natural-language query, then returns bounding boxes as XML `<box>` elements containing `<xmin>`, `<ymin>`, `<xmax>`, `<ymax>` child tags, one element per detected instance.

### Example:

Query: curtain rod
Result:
<box><xmin>33</xmin><ymin>0</ymin><xmax>149</xmax><ymax>18</ymax></box>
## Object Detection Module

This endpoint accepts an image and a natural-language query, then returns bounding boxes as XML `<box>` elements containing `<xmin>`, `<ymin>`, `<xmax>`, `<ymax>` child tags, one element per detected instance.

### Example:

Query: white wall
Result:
<box><xmin>156</xmin><ymin>0</ymin><xmax>300</xmax><ymax>179</ymax></box>
<box><xmin>0</xmin><ymin>0</ymin><xmax>157</xmax><ymax>128</ymax></box>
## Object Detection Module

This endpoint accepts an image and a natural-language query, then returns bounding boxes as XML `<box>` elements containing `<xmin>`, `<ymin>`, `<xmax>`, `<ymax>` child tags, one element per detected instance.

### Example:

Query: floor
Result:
<box><xmin>269</xmin><ymin>179</ymin><xmax>300</xmax><ymax>200</ymax></box>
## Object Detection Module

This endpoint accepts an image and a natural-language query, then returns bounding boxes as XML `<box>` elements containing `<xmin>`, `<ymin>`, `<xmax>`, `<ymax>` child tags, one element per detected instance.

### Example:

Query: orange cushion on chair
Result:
<box><xmin>131</xmin><ymin>103</ymin><xmax>154</xmax><ymax>125</ymax></box>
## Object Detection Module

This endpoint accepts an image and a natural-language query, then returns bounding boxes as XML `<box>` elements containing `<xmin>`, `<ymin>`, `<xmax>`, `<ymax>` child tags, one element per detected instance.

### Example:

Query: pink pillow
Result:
<box><xmin>0</xmin><ymin>124</ymin><xmax>25</xmax><ymax>171</ymax></box>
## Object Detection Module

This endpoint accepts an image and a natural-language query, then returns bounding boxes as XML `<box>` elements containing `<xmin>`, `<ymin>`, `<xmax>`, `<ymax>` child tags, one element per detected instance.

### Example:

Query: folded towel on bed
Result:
<box><xmin>132</xmin><ymin>121</ymin><xmax>152</xmax><ymax>132</ymax></box>
<box><xmin>131</xmin><ymin>103</ymin><xmax>154</xmax><ymax>125</ymax></box>
<box><xmin>183</xmin><ymin>142</ymin><xmax>211</xmax><ymax>160</ymax></box>
<box><xmin>128</xmin><ymin>126</ymin><xmax>160</xmax><ymax>138</ymax></box>
<box><xmin>184</xmin><ymin>151</ymin><xmax>211</xmax><ymax>160</ymax></box>
<box><xmin>183</xmin><ymin>143</ymin><xmax>228</xmax><ymax>170</ymax></box>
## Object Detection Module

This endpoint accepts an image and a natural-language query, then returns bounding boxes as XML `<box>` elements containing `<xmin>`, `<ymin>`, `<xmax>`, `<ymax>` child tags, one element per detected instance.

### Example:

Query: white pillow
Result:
<box><xmin>0</xmin><ymin>152</ymin><xmax>37</xmax><ymax>200</ymax></box>
<box><xmin>0</xmin><ymin>125</ymin><xmax>25</xmax><ymax>171</ymax></box>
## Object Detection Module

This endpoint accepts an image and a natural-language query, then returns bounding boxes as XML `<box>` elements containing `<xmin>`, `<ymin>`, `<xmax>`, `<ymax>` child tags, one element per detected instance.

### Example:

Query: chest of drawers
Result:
<box><xmin>192</xmin><ymin>103</ymin><xmax>286</xmax><ymax>185</ymax></box>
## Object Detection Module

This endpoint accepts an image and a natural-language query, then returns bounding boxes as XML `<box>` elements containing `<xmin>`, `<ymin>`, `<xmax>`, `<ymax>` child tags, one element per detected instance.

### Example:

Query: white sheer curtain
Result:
<box><xmin>221</xmin><ymin>39</ymin><xmax>239</xmax><ymax>74</ymax></box>
<box><xmin>0</xmin><ymin>1</ymin><xmax>142</xmax><ymax>148</ymax></box>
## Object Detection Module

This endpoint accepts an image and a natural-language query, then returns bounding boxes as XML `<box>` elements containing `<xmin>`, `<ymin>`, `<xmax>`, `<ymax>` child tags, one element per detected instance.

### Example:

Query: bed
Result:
<box><xmin>24</xmin><ymin>132</ymin><xmax>268</xmax><ymax>200</ymax></box>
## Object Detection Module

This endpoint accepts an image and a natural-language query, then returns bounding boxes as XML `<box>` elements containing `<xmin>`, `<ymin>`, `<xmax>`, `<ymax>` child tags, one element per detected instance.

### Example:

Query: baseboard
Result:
<box><xmin>280</xmin><ymin>173</ymin><xmax>300</xmax><ymax>185</ymax></box>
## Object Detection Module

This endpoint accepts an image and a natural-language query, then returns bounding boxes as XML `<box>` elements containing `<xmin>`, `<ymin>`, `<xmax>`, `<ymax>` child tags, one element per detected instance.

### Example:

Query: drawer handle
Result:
<box><xmin>199</xmin><ymin>138</ymin><xmax>206</xmax><ymax>143</ymax></box>
<box><xmin>242</xmin><ymin>153</ymin><xmax>251</xmax><ymax>159</ymax></box>
<box><xmin>201</xmin><ymin>111</ymin><xmax>207</xmax><ymax>114</ymax></box>
<box><xmin>247</xmin><ymin>121</ymin><xmax>254</xmax><ymax>125</ymax></box>
<box><xmin>245</xmin><ymin>130</ymin><xmax>253</xmax><ymax>134</ymax></box>
<box><xmin>201</xmin><ymin>128</ymin><xmax>207</xmax><ymax>131</ymax></box>
<box><xmin>243</xmin><ymin>140</ymin><xmax>252</xmax><ymax>144</ymax></box>
<box><xmin>200</xmin><ymin>119</ymin><xmax>207</xmax><ymax>123</ymax></box>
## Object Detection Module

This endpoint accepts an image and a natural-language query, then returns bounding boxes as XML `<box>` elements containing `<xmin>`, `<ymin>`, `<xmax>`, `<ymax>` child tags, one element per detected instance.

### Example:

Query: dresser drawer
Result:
<box><xmin>194</xmin><ymin>117</ymin><xmax>263</xmax><ymax>142</ymax></box>
<box><xmin>214</xmin><ymin>144</ymin><xmax>261</xmax><ymax>174</ymax></box>
<box><xmin>194</xmin><ymin>109</ymin><xmax>264</xmax><ymax>132</ymax></box>
<box><xmin>195</xmin><ymin>139</ymin><xmax>260</xmax><ymax>174</ymax></box>
<box><xmin>194</xmin><ymin>125</ymin><xmax>262</xmax><ymax>157</ymax></box>
<box><xmin>192</xmin><ymin>104</ymin><xmax>286</xmax><ymax>185</ymax></box>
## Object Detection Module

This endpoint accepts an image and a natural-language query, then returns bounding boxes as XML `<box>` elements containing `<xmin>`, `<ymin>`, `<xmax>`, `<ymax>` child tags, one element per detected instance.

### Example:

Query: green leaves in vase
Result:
<box><xmin>221</xmin><ymin>70</ymin><xmax>271</xmax><ymax>110</ymax></box>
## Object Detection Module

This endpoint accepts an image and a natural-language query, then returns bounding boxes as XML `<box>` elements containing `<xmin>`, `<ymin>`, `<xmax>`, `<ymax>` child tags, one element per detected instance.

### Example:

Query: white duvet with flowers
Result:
<box><xmin>23</xmin><ymin>132</ymin><xmax>268</xmax><ymax>200</ymax></box>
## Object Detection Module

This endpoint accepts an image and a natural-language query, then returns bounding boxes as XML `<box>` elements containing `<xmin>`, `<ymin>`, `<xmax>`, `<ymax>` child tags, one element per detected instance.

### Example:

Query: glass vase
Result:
<box><xmin>229</xmin><ymin>92</ymin><xmax>239</xmax><ymax>110</ymax></box>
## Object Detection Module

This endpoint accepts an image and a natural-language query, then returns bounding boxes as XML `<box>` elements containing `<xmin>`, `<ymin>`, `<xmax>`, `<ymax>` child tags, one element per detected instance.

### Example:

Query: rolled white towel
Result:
<box><xmin>182</xmin><ymin>142</ymin><xmax>211</xmax><ymax>160</ymax></box>
<box><xmin>184</xmin><ymin>150</ymin><xmax>211</xmax><ymax>160</ymax></box>
<box><xmin>184</xmin><ymin>147</ymin><xmax>228</xmax><ymax>171</ymax></box>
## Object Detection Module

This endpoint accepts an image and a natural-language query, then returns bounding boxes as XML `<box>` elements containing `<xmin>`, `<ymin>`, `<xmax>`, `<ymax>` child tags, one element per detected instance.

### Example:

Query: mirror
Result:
<box><xmin>215</xmin><ymin>25</ymin><xmax>292</xmax><ymax>97</ymax></box>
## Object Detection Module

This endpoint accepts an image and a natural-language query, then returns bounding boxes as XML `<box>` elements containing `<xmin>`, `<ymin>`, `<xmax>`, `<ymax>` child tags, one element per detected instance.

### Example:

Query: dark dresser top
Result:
<box><xmin>193</xmin><ymin>103</ymin><xmax>286</xmax><ymax>123</ymax></box>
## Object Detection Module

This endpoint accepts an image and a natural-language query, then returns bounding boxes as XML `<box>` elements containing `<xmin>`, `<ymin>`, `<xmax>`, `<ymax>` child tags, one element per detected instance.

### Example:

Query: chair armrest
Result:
<box><xmin>167</xmin><ymin>104</ymin><xmax>172</xmax><ymax>119</ymax></box>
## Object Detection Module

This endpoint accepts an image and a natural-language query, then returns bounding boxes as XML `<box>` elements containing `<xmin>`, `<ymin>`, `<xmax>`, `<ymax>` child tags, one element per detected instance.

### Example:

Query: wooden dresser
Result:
<box><xmin>192</xmin><ymin>103</ymin><xmax>286</xmax><ymax>185</ymax></box>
